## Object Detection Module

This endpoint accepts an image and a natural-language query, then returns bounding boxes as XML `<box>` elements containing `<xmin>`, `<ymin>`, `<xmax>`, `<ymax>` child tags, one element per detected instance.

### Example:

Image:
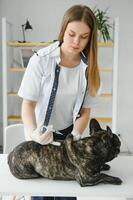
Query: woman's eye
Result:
<box><xmin>69</xmin><ymin>34</ymin><xmax>75</xmax><ymax>37</ymax></box>
<box><xmin>81</xmin><ymin>36</ymin><xmax>88</xmax><ymax>39</ymax></box>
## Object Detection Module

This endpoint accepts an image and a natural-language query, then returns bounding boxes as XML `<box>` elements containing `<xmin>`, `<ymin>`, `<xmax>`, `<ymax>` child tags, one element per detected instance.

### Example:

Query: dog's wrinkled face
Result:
<box><xmin>89</xmin><ymin>119</ymin><xmax>121</xmax><ymax>162</ymax></box>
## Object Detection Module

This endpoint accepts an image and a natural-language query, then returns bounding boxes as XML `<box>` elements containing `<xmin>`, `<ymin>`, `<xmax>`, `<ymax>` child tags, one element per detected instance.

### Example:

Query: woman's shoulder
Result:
<box><xmin>36</xmin><ymin>41</ymin><xmax>60</xmax><ymax>57</ymax></box>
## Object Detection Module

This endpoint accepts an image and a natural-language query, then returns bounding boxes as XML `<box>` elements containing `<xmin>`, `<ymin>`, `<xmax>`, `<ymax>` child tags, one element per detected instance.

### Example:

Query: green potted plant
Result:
<box><xmin>93</xmin><ymin>7</ymin><xmax>112</xmax><ymax>42</ymax></box>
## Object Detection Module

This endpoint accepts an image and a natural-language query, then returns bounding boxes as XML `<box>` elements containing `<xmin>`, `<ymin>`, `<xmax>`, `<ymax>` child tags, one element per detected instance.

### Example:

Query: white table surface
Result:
<box><xmin>0</xmin><ymin>154</ymin><xmax>133</xmax><ymax>198</ymax></box>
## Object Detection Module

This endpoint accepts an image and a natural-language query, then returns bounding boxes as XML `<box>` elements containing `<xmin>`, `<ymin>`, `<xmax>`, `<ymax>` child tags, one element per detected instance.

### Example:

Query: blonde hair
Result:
<box><xmin>58</xmin><ymin>5</ymin><xmax>100</xmax><ymax>96</ymax></box>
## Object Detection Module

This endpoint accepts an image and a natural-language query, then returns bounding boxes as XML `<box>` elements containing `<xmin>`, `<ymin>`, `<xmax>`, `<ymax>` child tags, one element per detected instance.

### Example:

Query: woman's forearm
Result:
<box><xmin>73</xmin><ymin>108</ymin><xmax>91</xmax><ymax>135</ymax></box>
<box><xmin>21</xmin><ymin>99</ymin><xmax>37</xmax><ymax>129</ymax></box>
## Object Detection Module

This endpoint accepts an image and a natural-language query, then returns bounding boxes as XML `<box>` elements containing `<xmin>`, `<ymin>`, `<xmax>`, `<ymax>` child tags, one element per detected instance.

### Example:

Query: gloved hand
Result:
<box><xmin>30</xmin><ymin>123</ymin><xmax>54</xmax><ymax>145</ymax></box>
<box><xmin>71</xmin><ymin>129</ymin><xmax>81</xmax><ymax>141</ymax></box>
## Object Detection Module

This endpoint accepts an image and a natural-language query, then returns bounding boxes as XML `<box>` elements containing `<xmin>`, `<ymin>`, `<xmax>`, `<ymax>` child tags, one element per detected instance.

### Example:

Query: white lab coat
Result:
<box><xmin>18</xmin><ymin>41</ymin><xmax>98</xmax><ymax>139</ymax></box>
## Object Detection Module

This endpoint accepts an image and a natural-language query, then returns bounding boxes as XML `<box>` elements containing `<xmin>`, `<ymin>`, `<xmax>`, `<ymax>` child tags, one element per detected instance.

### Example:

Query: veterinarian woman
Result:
<box><xmin>18</xmin><ymin>4</ymin><xmax>100</xmax><ymax>200</ymax></box>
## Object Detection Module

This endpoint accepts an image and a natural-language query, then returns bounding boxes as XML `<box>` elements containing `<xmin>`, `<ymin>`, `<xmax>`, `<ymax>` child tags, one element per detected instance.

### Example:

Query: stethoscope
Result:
<box><xmin>32</xmin><ymin>40</ymin><xmax>64</xmax><ymax>136</ymax></box>
<box><xmin>32</xmin><ymin>40</ymin><xmax>87</xmax><ymax>136</ymax></box>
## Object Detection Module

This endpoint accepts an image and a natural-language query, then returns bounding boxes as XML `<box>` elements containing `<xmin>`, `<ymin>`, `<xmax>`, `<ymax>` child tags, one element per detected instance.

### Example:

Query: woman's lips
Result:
<box><xmin>71</xmin><ymin>46</ymin><xmax>80</xmax><ymax>50</ymax></box>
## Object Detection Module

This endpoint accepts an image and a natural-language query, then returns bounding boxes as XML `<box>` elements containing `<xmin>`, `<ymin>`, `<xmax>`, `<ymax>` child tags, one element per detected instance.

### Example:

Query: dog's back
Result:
<box><xmin>8</xmin><ymin>140</ymin><xmax>75</xmax><ymax>180</ymax></box>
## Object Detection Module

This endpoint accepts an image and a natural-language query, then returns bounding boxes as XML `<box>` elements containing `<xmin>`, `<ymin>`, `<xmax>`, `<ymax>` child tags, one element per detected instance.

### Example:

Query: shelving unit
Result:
<box><xmin>2</xmin><ymin>17</ymin><xmax>119</xmax><ymax>144</ymax></box>
<box><xmin>88</xmin><ymin>18</ymin><xmax>119</xmax><ymax>134</ymax></box>
<box><xmin>6</xmin><ymin>42</ymin><xmax>114</xmax><ymax>124</ymax></box>
<box><xmin>7</xmin><ymin>41</ymin><xmax>52</xmax><ymax>47</ymax></box>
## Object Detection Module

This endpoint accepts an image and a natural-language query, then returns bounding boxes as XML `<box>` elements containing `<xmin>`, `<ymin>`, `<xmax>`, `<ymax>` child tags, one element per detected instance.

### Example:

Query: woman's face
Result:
<box><xmin>62</xmin><ymin>21</ymin><xmax>90</xmax><ymax>55</ymax></box>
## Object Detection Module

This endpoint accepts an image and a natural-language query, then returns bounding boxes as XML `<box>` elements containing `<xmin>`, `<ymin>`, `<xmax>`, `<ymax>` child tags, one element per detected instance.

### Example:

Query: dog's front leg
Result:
<box><xmin>75</xmin><ymin>172</ymin><xmax>122</xmax><ymax>187</ymax></box>
<box><xmin>75</xmin><ymin>171</ymin><xmax>104</xmax><ymax>186</ymax></box>
<box><xmin>100</xmin><ymin>173</ymin><xmax>122</xmax><ymax>185</ymax></box>
<box><xmin>65</xmin><ymin>134</ymin><xmax>89</xmax><ymax>181</ymax></box>
<box><xmin>65</xmin><ymin>134</ymin><xmax>79</xmax><ymax>168</ymax></box>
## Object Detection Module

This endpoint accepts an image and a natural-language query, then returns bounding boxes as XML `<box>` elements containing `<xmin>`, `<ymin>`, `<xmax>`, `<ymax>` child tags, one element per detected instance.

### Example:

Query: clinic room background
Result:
<box><xmin>0</xmin><ymin>0</ymin><xmax>133</xmax><ymax>153</ymax></box>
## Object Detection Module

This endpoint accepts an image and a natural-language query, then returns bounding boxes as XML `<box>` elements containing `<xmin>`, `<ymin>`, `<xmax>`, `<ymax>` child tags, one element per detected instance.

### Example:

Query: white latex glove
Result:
<box><xmin>29</xmin><ymin>123</ymin><xmax>61</xmax><ymax>146</ymax></box>
<box><xmin>71</xmin><ymin>129</ymin><xmax>81</xmax><ymax>141</ymax></box>
<box><xmin>30</xmin><ymin>123</ymin><xmax>54</xmax><ymax>145</ymax></box>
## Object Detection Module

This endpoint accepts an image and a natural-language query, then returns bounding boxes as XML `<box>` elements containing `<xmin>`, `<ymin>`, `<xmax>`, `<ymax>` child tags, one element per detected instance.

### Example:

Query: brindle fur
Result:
<box><xmin>8</xmin><ymin>119</ymin><xmax>122</xmax><ymax>186</ymax></box>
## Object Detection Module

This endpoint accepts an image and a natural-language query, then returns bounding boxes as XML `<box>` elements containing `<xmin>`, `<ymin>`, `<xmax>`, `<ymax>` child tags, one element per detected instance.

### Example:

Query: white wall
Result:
<box><xmin>0</xmin><ymin>1</ymin><xmax>3</xmax><ymax>146</ymax></box>
<box><xmin>0</xmin><ymin>0</ymin><xmax>133</xmax><ymax>152</ymax></box>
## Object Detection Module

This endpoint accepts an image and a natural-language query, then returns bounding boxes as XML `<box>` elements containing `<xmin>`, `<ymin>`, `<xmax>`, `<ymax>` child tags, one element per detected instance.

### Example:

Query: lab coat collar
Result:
<box><xmin>40</xmin><ymin>41</ymin><xmax>88</xmax><ymax>67</ymax></box>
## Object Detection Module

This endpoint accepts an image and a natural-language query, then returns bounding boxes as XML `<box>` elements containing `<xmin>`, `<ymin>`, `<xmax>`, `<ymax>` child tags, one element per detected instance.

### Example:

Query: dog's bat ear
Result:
<box><xmin>106</xmin><ymin>126</ymin><xmax>113</xmax><ymax>138</ymax></box>
<box><xmin>89</xmin><ymin>118</ymin><xmax>102</xmax><ymax>135</ymax></box>
<box><xmin>90</xmin><ymin>127</ymin><xmax>95</xmax><ymax>136</ymax></box>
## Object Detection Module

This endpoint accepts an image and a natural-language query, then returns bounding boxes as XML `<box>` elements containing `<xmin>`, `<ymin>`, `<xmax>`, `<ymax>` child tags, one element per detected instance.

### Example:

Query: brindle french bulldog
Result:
<box><xmin>8</xmin><ymin>119</ymin><xmax>122</xmax><ymax>186</ymax></box>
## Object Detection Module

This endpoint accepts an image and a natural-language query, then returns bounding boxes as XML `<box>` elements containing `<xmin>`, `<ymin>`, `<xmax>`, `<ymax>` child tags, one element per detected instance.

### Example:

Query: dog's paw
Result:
<box><xmin>102</xmin><ymin>173</ymin><xmax>122</xmax><ymax>185</ymax></box>
<box><xmin>113</xmin><ymin>177</ymin><xmax>122</xmax><ymax>185</ymax></box>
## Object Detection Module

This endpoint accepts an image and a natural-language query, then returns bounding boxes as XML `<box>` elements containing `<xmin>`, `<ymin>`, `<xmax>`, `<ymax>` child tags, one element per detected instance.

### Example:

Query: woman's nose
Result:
<box><xmin>73</xmin><ymin>36</ymin><xmax>80</xmax><ymax>45</ymax></box>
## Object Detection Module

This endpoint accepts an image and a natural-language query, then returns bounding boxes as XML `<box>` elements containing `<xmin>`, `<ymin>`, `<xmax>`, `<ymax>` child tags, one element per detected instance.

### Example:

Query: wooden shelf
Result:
<box><xmin>7</xmin><ymin>41</ymin><xmax>113</xmax><ymax>48</ymax></box>
<box><xmin>98</xmin><ymin>42</ymin><xmax>114</xmax><ymax>47</ymax></box>
<box><xmin>8</xmin><ymin>67</ymin><xmax>112</xmax><ymax>73</ymax></box>
<box><xmin>8</xmin><ymin>115</ymin><xmax>112</xmax><ymax>124</ymax></box>
<box><xmin>8</xmin><ymin>116</ymin><xmax>22</xmax><ymax>122</ymax></box>
<box><xmin>99</xmin><ymin>67</ymin><xmax>112</xmax><ymax>72</ymax></box>
<box><xmin>8</xmin><ymin>92</ymin><xmax>17</xmax><ymax>96</ymax></box>
<box><xmin>95</xmin><ymin>117</ymin><xmax>112</xmax><ymax>123</ymax></box>
<box><xmin>8</xmin><ymin>67</ymin><xmax>26</xmax><ymax>72</ymax></box>
<box><xmin>99</xmin><ymin>93</ymin><xmax>112</xmax><ymax>98</ymax></box>
<box><xmin>8</xmin><ymin>92</ymin><xmax>112</xmax><ymax>99</ymax></box>
<box><xmin>7</xmin><ymin>41</ymin><xmax>52</xmax><ymax>47</ymax></box>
